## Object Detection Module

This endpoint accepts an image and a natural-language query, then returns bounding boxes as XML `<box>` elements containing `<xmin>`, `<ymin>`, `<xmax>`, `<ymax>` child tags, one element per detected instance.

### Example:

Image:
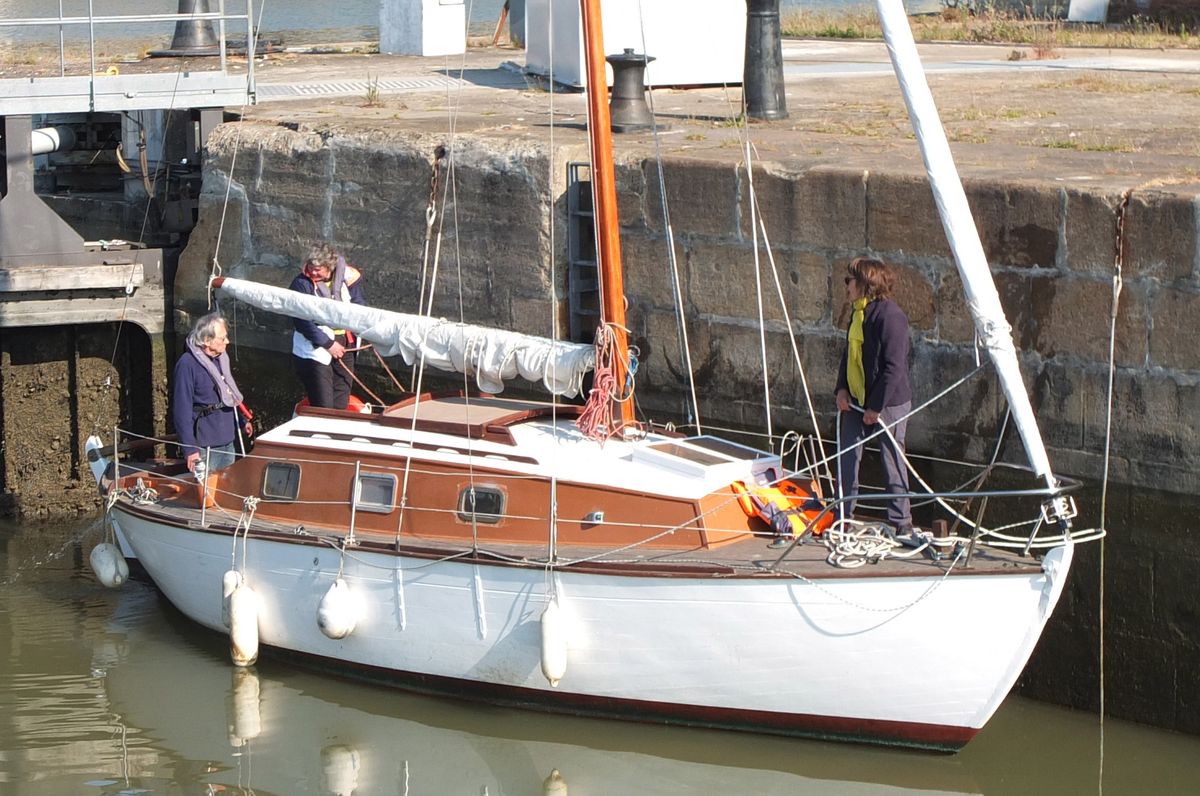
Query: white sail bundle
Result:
<box><xmin>216</xmin><ymin>277</ymin><xmax>595</xmax><ymax>397</ymax></box>
<box><xmin>874</xmin><ymin>0</ymin><xmax>1055</xmax><ymax>485</ymax></box>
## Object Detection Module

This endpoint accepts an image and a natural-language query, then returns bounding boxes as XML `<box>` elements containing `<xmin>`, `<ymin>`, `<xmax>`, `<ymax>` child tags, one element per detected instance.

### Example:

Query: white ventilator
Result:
<box><xmin>540</xmin><ymin>600</ymin><xmax>568</xmax><ymax>687</ymax></box>
<box><xmin>229</xmin><ymin>581</ymin><xmax>260</xmax><ymax>667</ymax></box>
<box><xmin>89</xmin><ymin>543</ymin><xmax>129</xmax><ymax>588</ymax></box>
<box><xmin>318</xmin><ymin>577</ymin><xmax>362</xmax><ymax>640</ymax></box>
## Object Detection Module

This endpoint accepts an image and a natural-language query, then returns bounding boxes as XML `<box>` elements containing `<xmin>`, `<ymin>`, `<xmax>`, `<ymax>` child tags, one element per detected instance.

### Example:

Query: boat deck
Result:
<box><xmin>113</xmin><ymin>488</ymin><xmax>1044</xmax><ymax>582</ymax></box>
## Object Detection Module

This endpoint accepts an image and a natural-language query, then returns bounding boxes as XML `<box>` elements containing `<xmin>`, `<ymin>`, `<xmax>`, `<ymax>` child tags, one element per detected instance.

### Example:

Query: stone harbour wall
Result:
<box><xmin>181</xmin><ymin>120</ymin><xmax>1200</xmax><ymax>497</ymax></box>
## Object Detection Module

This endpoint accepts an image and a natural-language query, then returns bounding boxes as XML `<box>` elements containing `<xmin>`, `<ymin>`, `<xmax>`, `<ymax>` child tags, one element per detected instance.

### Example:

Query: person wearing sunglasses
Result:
<box><xmin>834</xmin><ymin>256</ymin><xmax>914</xmax><ymax>533</ymax></box>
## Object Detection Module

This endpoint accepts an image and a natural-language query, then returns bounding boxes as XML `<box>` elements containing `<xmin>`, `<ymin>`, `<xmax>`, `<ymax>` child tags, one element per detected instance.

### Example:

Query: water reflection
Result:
<box><xmin>2</xmin><ymin>516</ymin><xmax>1199</xmax><ymax>795</ymax></box>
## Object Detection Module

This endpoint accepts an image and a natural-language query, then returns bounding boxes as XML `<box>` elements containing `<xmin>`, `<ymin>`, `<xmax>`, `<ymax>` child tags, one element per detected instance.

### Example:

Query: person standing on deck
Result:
<box><xmin>289</xmin><ymin>242</ymin><xmax>366</xmax><ymax>409</ymax></box>
<box><xmin>834</xmin><ymin>256</ymin><xmax>914</xmax><ymax>532</ymax></box>
<box><xmin>173</xmin><ymin>313</ymin><xmax>252</xmax><ymax>473</ymax></box>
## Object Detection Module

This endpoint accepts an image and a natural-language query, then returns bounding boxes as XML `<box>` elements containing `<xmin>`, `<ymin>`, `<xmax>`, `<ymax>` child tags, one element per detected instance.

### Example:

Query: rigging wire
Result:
<box><xmin>210</xmin><ymin>0</ymin><xmax>268</xmax><ymax>316</ymax></box>
<box><xmin>1098</xmin><ymin>189</ymin><xmax>1131</xmax><ymax>789</ymax></box>
<box><xmin>747</xmin><ymin>190</ymin><xmax>833</xmax><ymax>478</ymax></box>
<box><xmin>741</xmin><ymin>134</ymin><xmax>774</xmax><ymax>443</ymax></box>
<box><xmin>92</xmin><ymin>72</ymin><xmax>186</xmax><ymax>436</ymax></box>
<box><xmin>634</xmin><ymin>1</ymin><xmax>702</xmax><ymax>430</ymax></box>
<box><xmin>546</xmin><ymin>0</ymin><xmax>562</xmax><ymax>576</ymax></box>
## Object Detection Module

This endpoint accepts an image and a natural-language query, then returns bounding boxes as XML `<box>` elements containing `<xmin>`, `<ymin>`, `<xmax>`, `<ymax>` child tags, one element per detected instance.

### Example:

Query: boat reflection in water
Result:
<box><xmin>98</xmin><ymin>584</ymin><xmax>984</xmax><ymax>796</ymax></box>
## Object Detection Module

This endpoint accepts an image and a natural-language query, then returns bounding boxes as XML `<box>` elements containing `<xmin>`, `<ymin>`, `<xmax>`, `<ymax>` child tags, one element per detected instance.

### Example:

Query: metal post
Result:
<box><xmin>744</xmin><ymin>0</ymin><xmax>788</xmax><ymax>120</ymax></box>
<box><xmin>112</xmin><ymin>425</ymin><xmax>120</xmax><ymax>491</ymax></box>
<box><xmin>245</xmin><ymin>0</ymin><xmax>256</xmax><ymax>93</ymax></box>
<box><xmin>58</xmin><ymin>0</ymin><xmax>65</xmax><ymax>77</ymax></box>
<box><xmin>200</xmin><ymin>447</ymin><xmax>212</xmax><ymax>526</ymax></box>
<box><xmin>348</xmin><ymin>461</ymin><xmax>361</xmax><ymax>546</ymax></box>
<box><xmin>218</xmin><ymin>0</ymin><xmax>227</xmax><ymax>70</ymax></box>
<box><xmin>151</xmin><ymin>0</ymin><xmax>220</xmax><ymax>57</ymax></box>
<box><xmin>87</xmin><ymin>0</ymin><xmax>96</xmax><ymax>110</ymax></box>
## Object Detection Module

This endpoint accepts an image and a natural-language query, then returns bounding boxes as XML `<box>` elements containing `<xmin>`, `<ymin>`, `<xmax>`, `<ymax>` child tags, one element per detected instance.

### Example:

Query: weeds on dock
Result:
<box><xmin>363</xmin><ymin>73</ymin><xmax>380</xmax><ymax>107</ymax></box>
<box><xmin>781</xmin><ymin>9</ymin><xmax>1199</xmax><ymax>51</ymax></box>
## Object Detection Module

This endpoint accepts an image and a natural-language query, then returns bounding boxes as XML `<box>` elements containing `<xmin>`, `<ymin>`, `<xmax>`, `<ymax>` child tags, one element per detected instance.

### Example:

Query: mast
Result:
<box><xmin>580</xmin><ymin>0</ymin><xmax>635</xmax><ymax>429</ymax></box>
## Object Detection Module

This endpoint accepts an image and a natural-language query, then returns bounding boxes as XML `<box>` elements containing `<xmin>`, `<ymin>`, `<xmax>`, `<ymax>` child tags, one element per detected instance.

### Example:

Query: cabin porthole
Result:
<box><xmin>457</xmin><ymin>485</ymin><xmax>505</xmax><ymax>525</ymax></box>
<box><xmin>354</xmin><ymin>473</ymin><xmax>398</xmax><ymax>514</ymax></box>
<box><xmin>262</xmin><ymin>462</ymin><xmax>301</xmax><ymax>502</ymax></box>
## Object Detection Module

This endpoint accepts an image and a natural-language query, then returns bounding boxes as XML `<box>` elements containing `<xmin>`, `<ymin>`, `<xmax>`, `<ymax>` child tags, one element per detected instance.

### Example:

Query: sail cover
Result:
<box><xmin>874</xmin><ymin>0</ymin><xmax>1054</xmax><ymax>484</ymax></box>
<box><xmin>216</xmin><ymin>277</ymin><xmax>595</xmax><ymax>398</ymax></box>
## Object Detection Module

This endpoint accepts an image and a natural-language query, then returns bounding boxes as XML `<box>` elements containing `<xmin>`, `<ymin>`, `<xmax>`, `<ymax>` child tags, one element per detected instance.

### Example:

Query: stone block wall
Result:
<box><xmin>179</xmin><ymin>121</ymin><xmax>1200</xmax><ymax>497</ymax></box>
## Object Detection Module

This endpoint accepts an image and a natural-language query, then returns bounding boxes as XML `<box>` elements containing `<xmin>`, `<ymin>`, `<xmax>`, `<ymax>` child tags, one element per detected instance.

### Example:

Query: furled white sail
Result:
<box><xmin>215</xmin><ymin>277</ymin><xmax>595</xmax><ymax>397</ymax></box>
<box><xmin>874</xmin><ymin>0</ymin><xmax>1054</xmax><ymax>485</ymax></box>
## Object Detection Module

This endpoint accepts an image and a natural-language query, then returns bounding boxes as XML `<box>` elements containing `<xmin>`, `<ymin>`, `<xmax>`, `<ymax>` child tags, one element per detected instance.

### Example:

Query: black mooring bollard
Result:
<box><xmin>606</xmin><ymin>48</ymin><xmax>656</xmax><ymax>133</ymax></box>
<box><xmin>744</xmin><ymin>0</ymin><xmax>788</xmax><ymax>120</ymax></box>
<box><xmin>150</xmin><ymin>0</ymin><xmax>220</xmax><ymax>58</ymax></box>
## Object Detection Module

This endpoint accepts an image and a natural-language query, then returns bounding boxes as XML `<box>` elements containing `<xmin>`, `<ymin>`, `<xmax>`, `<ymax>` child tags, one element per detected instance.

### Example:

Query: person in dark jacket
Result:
<box><xmin>289</xmin><ymin>241</ymin><xmax>366</xmax><ymax>409</ymax></box>
<box><xmin>173</xmin><ymin>313</ymin><xmax>252</xmax><ymax>473</ymax></box>
<box><xmin>834</xmin><ymin>256</ymin><xmax>914</xmax><ymax>531</ymax></box>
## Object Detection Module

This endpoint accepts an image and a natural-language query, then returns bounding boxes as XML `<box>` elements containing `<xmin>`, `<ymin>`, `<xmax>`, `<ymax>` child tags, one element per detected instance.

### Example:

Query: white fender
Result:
<box><xmin>227</xmin><ymin>667</ymin><xmax>261</xmax><ymax>747</ymax></box>
<box><xmin>221</xmin><ymin>570</ymin><xmax>243</xmax><ymax>629</ymax></box>
<box><xmin>229</xmin><ymin>582</ymin><xmax>259</xmax><ymax>667</ymax></box>
<box><xmin>317</xmin><ymin>577</ymin><xmax>361</xmax><ymax>640</ymax></box>
<box><xmin>321</xmin><ymin>744</ymin><xmax>361</xmax><ymax>795</ymax></box>
<box><xmin>89</xmin><ymin>543</ymin><xmax>129</xmax><ymax>588</ymax></box>
<box><xmin>540</xmin><ymin>600</ymin><xmax>568</xmax><ymax>687</ymax></box>
<box><xmin>543</xmin><ymin>769</ymin><xmax>568</xmax><ymax>796</ymax></box>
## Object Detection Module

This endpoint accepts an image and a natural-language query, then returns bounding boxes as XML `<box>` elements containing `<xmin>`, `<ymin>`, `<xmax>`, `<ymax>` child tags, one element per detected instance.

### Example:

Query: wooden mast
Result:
<box><xmin>580</xmin><ymin>0</ymin><xmax>635</xmax><ymax>430</ymax></box>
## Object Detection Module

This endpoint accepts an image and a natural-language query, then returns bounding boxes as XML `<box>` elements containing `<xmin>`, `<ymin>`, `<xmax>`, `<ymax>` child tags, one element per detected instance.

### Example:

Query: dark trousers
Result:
<box><xmin>293</xmin><ymin>338</ymin><xmax>356</xmax><ymax>410</ymax></box>
<box><xmin>837</xmin><ymin>401</ymin><xmax>913</xmax><ymax>530</ymax></box>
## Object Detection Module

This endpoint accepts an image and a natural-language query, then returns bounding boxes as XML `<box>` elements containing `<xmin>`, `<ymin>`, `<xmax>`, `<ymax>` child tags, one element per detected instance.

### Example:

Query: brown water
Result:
<box><xmin>1</xmin><ymin>515</ymin><xmax>1196</xmax><ymax>795</ymax></box>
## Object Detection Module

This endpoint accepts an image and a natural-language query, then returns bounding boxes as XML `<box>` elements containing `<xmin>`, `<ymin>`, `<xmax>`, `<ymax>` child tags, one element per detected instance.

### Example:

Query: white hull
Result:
<box><xmin>115</xmin><ymin>506</ymin><xmax>1072</xmax><ymax>749</ymax></box>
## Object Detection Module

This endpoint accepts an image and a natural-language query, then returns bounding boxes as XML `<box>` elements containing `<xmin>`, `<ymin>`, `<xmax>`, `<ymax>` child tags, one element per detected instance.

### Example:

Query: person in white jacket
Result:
<box><xmin>289</xmin><ymin>242</ymin><xmax>366</xmax><ymax>409</ymax></box>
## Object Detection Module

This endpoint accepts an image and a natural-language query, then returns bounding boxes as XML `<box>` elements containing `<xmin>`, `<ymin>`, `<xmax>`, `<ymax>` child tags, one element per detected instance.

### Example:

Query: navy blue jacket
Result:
<box><xmin>836</xmin><ymin>298</ymin><xmax>913</xmax><ymax>412</ymax></box>
<box><xmin>289</xmin><ymin>271</ymin><xmax>367</xmax><ymax>349</ymax></box>
<box><xmin>172</xmin><ymin>352</ymin><xmax>238</xmax><ymax>457</ymax></box>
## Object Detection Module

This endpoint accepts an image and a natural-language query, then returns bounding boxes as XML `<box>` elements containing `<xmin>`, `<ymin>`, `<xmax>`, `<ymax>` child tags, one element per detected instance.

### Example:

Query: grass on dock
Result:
<box><xmin>782</xmin><ymin>9</ymin><xmax>1200</xmax><ymax>51</ymax></box>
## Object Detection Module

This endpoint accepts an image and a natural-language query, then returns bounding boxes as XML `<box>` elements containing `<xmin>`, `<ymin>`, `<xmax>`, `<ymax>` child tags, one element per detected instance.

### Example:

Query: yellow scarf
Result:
<box><xmin>846</xmin><ymin>297</ymin><xmax>872</xmax><ymax>405</ymax></box>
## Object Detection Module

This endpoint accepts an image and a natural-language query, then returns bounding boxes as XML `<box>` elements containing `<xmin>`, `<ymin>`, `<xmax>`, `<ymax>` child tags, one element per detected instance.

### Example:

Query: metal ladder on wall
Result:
<box><xmin>566</xmin><ymin>161</ymin><xmax>599</xmax><ymax>344</ymax></box>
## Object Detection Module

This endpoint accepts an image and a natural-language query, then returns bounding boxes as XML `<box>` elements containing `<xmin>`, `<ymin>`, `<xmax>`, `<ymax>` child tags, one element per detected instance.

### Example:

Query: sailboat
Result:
<box><xmin>84</xmin><ymin>0</ymin><xmax>1099</xmax><ymax>750</ymax></box>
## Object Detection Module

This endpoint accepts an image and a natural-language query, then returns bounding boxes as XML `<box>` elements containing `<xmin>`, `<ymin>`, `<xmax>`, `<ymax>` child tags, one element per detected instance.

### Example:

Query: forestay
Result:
<box><xmin>215</xmin><ymin>277</ymin><xmax>595</xmax><ymax>397</ymax></box>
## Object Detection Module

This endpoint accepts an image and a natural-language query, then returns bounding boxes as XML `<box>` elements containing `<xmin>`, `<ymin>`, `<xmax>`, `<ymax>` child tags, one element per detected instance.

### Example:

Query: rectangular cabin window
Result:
<box><xmin>355</xmin><ymin>473</ymin><xmax>397</xmax><ymax>514</ymax></box>
<box><xmin>457</xmin><ymin>485</ymin><xmax>505</xmax><ymax>524</ymax></box>
<box><xmin>262</xmin><ymin>462</ymin><xmax>301</xmax><ymax>501</ymax></box>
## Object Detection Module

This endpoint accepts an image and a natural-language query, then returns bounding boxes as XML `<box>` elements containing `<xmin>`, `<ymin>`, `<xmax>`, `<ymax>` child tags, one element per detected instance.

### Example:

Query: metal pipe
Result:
<box><xmin>30</xmin><ymin>126</ymin><xmax>76</xmax><ymax>156</ymax></box>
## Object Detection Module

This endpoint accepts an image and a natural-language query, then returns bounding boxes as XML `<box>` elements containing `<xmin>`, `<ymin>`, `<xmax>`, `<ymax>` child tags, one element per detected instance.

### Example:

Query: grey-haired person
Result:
<box><xmin>172</xmin><ymin>313</ymin><xmax>253</xmax><ymax>472</ymax></box>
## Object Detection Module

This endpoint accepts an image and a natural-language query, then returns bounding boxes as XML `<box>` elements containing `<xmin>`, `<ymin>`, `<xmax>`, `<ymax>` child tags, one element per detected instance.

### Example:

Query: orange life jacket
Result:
<box><xmin>731</xmin><ymin>478</ymin><xmax>832</xmax><ymax>538</ymax></box>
